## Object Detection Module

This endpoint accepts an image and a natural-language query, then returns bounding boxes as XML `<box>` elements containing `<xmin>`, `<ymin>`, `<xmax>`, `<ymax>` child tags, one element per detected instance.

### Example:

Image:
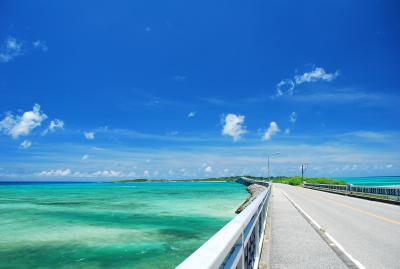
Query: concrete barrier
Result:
<box><xmin>303</xmin><ymin>183</ymin><xmax>400</xmax><ymax>202</ymax></box>
<box><xmin>176</xmin><ymin>179</ymin><xmax>272</xmax><ymax>269</ymax></box>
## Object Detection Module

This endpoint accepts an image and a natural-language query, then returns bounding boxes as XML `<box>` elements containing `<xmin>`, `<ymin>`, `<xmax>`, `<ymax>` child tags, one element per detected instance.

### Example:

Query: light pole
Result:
<box><xmin>301</xmin><ymin>163</ymin><xmax>308</xmax><ymax>180</ymax></box>
<box><xmin>267</xmin><ymin>152</ymin><xmax>280</xmax><ymax>181</ymax></box>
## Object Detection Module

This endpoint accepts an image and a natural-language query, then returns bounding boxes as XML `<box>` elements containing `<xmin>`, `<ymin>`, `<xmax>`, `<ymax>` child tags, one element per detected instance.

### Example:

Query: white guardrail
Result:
<box><xmin>303</xmin><ymin>183</ymin><xmax>400</xmax><ymax>201</ymax></box>
<box><xmin>177</xmin><ymin>182</ymin><xmax>272</xmax><ymax>269</ymax></box>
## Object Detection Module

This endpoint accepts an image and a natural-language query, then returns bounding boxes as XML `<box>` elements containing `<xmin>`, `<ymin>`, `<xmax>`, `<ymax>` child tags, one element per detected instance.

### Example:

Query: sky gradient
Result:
<box><xmin>1</xmin><ymin>0</ymin><xmax>400</xmax><ymax>180</ymax></box>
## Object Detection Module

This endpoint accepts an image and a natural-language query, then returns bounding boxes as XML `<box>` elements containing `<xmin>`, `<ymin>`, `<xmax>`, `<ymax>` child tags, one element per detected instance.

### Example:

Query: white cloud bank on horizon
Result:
<box><xmin>222</xmin><ymin>113</ymin><xmax>247</xmax><ymax>141</ymax></box>
<box><xmin>38</xmin><ymin>169</ymin><xmax>71</xmax><ymax>177</ymax></box>
<box><xmin>8</xmin><ymin>132</ymin><xmax>399</xmax><ymax>180</ymax></box>
<box><xmin>276</xmin><ymin>67</ymin><xmax>339</xmax><ymax>97</ymax></box>
<box><xmin>263</xmin><ymin>121</ymin><xmax>280</xmax><ymax>141</ymax></box>
<box><xmin>0</xmin><ymin>104</ymin><xmax>47</xmax><ymax>139</ymax></box>
<box><xmin>37</xmin><ymin>169</ymin><xmax>130</xmax><ymax>178</ymax></box>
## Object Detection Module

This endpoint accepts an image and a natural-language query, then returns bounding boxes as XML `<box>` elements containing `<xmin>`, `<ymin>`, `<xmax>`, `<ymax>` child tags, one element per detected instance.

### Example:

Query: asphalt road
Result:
<box><xmin>267</xmin><ymin>186</ymin><xmax>348</xmax><ymax>269</ymax></box>
<box><xmin>274</xmin><ymin>183</ymin><xmax>400</xmax><ymax>269</ymax></box>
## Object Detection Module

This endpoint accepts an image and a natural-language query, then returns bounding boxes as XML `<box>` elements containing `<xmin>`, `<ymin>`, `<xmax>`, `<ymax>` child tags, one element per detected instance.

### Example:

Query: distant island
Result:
<box><xmin>113</xmin><ymin>176</ymin><xmax>346</xmax><ymax>185</ymax></box>
<box><xmin>112</xmin><ymin>176</ymin><xmax>239</xmax><ymax>183</ymax></box>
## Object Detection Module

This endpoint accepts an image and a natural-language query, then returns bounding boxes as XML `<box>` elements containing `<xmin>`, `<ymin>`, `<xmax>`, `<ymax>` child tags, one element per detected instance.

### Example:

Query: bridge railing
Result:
<box><xmin>303</xmin><ymin>183</ymin><xmax>400</xmax><ymax>201</ymax></box>
<box><xmin>176</xmin><ymin>183</ymin><xmax>272</xmax><ymax>269</ymax></box>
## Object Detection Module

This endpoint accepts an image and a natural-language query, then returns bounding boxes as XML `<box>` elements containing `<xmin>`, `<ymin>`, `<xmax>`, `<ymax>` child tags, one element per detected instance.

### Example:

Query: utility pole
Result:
<box><xmin>301</xmin><ymin>163</ymin><xmax>308</xmax><ymax>180</ymax></box>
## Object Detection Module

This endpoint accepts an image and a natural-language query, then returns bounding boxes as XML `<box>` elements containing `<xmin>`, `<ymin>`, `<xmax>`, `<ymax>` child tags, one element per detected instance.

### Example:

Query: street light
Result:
<box><xmin>301</xmin><ymin>163</ymin><xmax>308</xmax><ymax>180</ymax></box>
<box><xmin>267</xmin><ymin>152</ymin><xmax>280</xmax><ymax>181</ymax></box>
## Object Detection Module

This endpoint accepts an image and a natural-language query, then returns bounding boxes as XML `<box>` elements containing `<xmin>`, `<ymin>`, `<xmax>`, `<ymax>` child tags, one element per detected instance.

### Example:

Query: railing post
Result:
<box><xmin>240</xmin><ymin>232</ymin><xmax>245</xmax><ymax>269</ymax></box>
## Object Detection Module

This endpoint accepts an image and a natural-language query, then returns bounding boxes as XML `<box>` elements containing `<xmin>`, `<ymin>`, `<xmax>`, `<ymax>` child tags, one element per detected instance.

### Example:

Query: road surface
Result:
<box><xmin>269</xmin><ymin>183</ymin><xmax>400</xmax><ymax>269</ymax></box>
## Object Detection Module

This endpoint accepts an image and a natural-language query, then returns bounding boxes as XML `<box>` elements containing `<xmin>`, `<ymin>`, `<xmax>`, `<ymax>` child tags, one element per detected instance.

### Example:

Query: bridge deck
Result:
<box><xmin>261</xmin><ymin>184</ymin><xmax>400</xmax><ymax>269</ymax></box>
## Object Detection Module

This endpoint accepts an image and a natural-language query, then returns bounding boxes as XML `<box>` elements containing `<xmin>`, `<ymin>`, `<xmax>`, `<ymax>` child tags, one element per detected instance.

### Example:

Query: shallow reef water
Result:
<box><xmin>0</xmin><ymin>182</ymin><xmax>247</xmax><ymax>269</ymax></box>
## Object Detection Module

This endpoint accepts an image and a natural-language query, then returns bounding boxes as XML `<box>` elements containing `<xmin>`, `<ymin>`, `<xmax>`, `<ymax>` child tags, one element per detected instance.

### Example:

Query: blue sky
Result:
<box><xmin>1</xmin><ymin>0</ymin><xmax>399</xmax><ymax>181</ymax></box>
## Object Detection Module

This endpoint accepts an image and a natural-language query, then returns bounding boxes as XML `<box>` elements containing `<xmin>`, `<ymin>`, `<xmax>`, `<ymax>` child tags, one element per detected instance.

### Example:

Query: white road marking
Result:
<box><xmin>280</xmin><ymin>188</ymin><xmax>366</xmax><ymax>269</ymax></box>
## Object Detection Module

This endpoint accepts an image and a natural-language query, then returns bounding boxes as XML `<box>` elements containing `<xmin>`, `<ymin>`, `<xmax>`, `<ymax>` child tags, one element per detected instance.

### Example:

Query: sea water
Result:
<box><xmin>336</xmin><ymin>176</ymin><xmax>400</xmax><ymax>187</ymax></box>
<box><xmin>0</xmin><ymin>182</ymin><xmax>248</xmax><ymax>269</ymax></box>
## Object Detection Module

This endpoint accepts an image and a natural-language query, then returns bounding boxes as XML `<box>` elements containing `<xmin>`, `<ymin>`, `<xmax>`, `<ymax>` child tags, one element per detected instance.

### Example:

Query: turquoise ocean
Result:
<box><xmin>336</xmin><ymin>176</ymin><xmax>400</xmax><ymax>186</ymax></box>
<box><xmin>0</xmin><ymin>182</ymin><xmax>248</xmax><ymax>269</ymax></box>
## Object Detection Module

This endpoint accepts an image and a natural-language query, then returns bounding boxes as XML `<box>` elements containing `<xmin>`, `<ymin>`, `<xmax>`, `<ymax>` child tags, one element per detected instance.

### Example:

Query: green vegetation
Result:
<box><xmin>272</xmin><ymin>176</ymin><xmax>346</xmax><ymax>186</ymax></box>
<box><xmin>242</xmin><ymin>176</ymin><xmax>346</xmax><ymax>186</ymax></box>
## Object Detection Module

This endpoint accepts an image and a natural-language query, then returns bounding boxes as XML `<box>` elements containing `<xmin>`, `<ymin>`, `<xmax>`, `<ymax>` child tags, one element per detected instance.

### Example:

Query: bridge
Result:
<box><xmin>177</xmin><ymin>178</ymin><xmax>400</xmax><ymax>269</ymax></box>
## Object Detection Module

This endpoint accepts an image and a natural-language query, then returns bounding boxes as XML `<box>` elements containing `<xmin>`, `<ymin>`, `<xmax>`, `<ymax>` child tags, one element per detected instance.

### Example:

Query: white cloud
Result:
<box><xmin>43</xmin><ymin>119</ymin><xmax>64</xmax><ymax>135</ymax></box>
<box><xmin>276</xmin><ymin>79</ymin><xmax>295</xmax><ymax>96</ymax></box>
<box><xmin>284</xmin><ymin>128</ymin><xmax>291</xmax><ymax>135</ymax></box>
<box><xmin>0</xmin><ymin>104</ymin><xmax>47</xmax><ymax>139</ymax></box>
<box><xmin>144</xmin><ymin>170</ymin><xmax>150</xmax><ymax>177</ymax></box>
<box><xmin>84</xmin><ymin>132</ymin><xmax>95</xmax><ymax>140</ymax></box>
<box><xmin>205</xmin><ymin>166</ymin><xmax>212</xmax><ymax>173</ymax></box>
<box><xmin>48</xmin><ymin>119</ymin><xmax>64</xmax><ymax>132</ymax></box>
<box><xmin>0</xmin><ymin>37</ymin><xmax>47</xmax><ymax>63</ymax></box>
<box><xmin>81</xmin><ymin>154</ymin><xmax>89</xmax><ymax>160</ymax></box>
<box><xmin>275</xmin><ymin>66</ymin><xmax>339</xmax><ymax>97</ymax></box>
<box><xmin>294</xmin><ymin>67</ymin><xmax>339</xmax><ymax>84</ymax></box>
<box><xmin>38</xmin><ymin>169</ymin><xmax>71</xmax><ymax>177</ymax></box>
<box><xmin>262</xmin><ymin>121</ymin><xmax>280</xmax><ymax>141</ymax></box>
<box><xmin>0</xmin><ymin>36</ymin><xmax>23</xmax><ymax>63</ymax></box>
<box><xmin>92</xmin><ymin>170</ymin><xmax>122</xmax><ymax>177</ymax></box>
<box><xmin>222</xmin><ymin>113</ymin><xmax>247</xmax><ymax>141</ymax></box>
<box><xmin>32</xmin><ymin>40</ymin><xmax>48</xmax><ymax>52</ymax></box>
<box><xmin>386</xmin><ymin>164</ymin><xmax>393</xmax><ymax>168</ymax></box>
<box><xmin>188</xmin><ymin>111</ymin><xmax>197</xmax><ymax>118</ymax></box>
<box><xmin>19</xmin><ymin>140</ymin><xmax>32</xmax><ymax>149</ymax></box>
<box><xmin>289</xmin><ymin>112</ymin><xmax>297</xmax><ymax>123</ymax></box>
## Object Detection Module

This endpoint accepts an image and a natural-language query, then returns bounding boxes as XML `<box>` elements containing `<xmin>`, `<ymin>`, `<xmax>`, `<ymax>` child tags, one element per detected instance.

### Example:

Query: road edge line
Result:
<box><xmin>280</xmin><ymin>188</ymin><xmax>366</xmax><ymax>269</ymax></box>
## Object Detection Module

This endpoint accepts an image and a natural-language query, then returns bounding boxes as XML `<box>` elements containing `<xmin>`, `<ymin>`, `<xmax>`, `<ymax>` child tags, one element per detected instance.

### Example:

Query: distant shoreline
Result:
<box><xmin>1</xmin><ymin>175</ymin><xmax>399</xmax><ymax>186</ymax></box>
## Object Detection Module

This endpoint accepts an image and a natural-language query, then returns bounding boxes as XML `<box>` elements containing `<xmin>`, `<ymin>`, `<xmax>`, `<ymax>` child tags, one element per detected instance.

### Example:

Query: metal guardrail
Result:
<box><xmin>177</xmin><ymin>183</ymin><xmax>272</xmax><ymax>269</ymax></box>
<box><xmin>303</xmin><ymin>183</ymin><xmax>400</xmax><ymax>201</ymax></box>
